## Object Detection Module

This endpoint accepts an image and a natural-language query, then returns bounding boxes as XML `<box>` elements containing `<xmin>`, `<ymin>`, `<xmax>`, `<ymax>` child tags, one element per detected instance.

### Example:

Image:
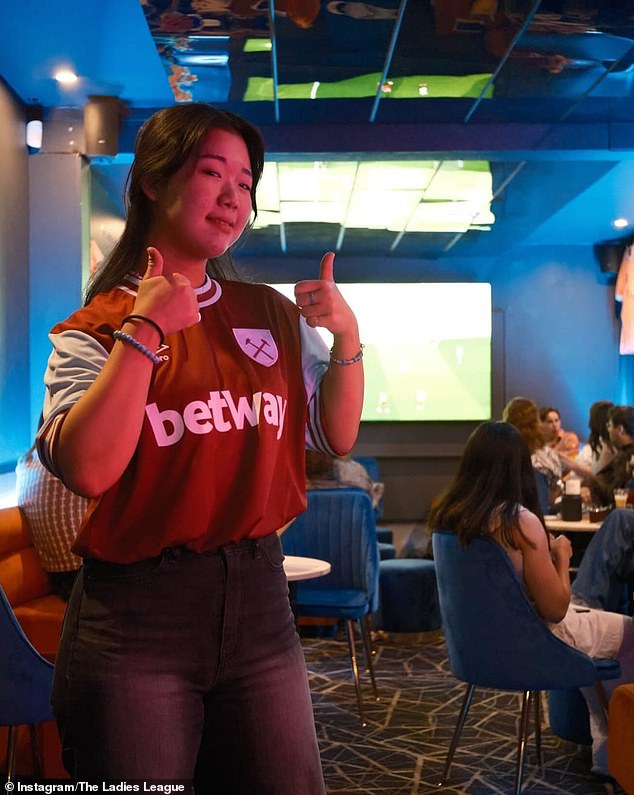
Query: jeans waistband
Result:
<box><xmin>83</xmin><ymin>531</ymin><xmax>281</xmax><ymax>576</ymax></box>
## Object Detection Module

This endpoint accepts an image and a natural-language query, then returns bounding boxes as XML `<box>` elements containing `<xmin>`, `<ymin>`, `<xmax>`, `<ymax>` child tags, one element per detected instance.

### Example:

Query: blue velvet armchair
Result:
<box><xmin>281</xmin><ymin>487</ymin><xmax>380</xmax><ymax>724</ymax></box>
<box><xmin>0</xmin><ymin>583</ymin><xmax>54</xmax><ymax>784</ymax></box>
<box><xmin>432</xmin><ymin>530</ymin><xmax>620</xmax><ymax>795</ymax></box>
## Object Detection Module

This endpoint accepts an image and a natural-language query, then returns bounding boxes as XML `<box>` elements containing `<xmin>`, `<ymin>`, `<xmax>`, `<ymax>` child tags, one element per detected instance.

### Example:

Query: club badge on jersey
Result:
<box><xmin>232</xmin><ymin>328</ymin><xmax>279</xmax><ymax>367</ymax></box>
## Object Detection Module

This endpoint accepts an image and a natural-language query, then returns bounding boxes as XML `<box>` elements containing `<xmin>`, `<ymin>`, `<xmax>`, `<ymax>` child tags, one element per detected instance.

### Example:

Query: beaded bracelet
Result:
<box><xmin>112</xmin><ymin>329</ymin><xmax>161</xmax><ymax>365</ymax></box>
<box><xmin>330</xmin><ymin>344</ymin><xmax>364</xmax><ymax>366</ymax></box>
<box><xmin>121</xmin><ymin>313</ymin><xmax>165</xmax><ymax>346</ymax></box>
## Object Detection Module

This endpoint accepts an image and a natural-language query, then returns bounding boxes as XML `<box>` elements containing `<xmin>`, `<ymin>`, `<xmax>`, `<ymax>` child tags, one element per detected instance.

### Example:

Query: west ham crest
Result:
<box><xmin>232</xmin><ymin>328</ymin><xmax>279</xmax><ymax>367</ymax></box>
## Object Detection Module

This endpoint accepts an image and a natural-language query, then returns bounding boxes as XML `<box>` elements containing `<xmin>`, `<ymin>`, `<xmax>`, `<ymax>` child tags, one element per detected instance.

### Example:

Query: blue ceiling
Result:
<box><xmin>3</xmin><ymin>0</ymin><xmax>634</xmax><ymax>261</ymax></box>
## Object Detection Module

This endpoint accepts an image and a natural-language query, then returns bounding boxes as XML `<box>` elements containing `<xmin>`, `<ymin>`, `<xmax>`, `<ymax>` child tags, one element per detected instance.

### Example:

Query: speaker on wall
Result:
<box><xmin>83</xmin><ymin>96</ymin><xmax>127</xmax><ymax>156</ymax></box>
<box><xmin>594</xmin><ymin>240</ymin><xmax>628</xmax><ymax>274</ymax></box>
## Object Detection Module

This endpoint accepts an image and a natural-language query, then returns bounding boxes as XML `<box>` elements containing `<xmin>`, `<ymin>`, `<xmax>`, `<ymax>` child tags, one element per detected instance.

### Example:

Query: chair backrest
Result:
<box><xmin>282</xmin><ymin>487</ymin><xmax>380</xmax><ymax>611</ymax></box>
<box><xmin>0</xmin><ymin>582</ymin><xmax>54</xmax><ymax>726</ymax></box>
<box><xmin>533</xmin><ymin>469</ymin><xmax>551</xmax><ymax>515</ymax></box>
<box><xmin>432</xmin><ymin>530</ymin><xmax>603</xmax><ymax>691</ymax></box>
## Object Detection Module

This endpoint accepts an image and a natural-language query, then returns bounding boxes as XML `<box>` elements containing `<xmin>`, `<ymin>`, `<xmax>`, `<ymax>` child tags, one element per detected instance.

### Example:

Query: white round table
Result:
<box><xmin>283</xmin><ymin>555</ymin><xmax>331</xmax><ymax>582</ymax></box>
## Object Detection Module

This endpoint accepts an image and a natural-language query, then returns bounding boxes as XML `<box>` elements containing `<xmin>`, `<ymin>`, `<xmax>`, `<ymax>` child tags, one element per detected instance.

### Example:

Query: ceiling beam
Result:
<box><xmin>257</xmin><ymin>122</ymin><xmax>634</xmax><ymax>160</ymax></box>
<box><xmin>116</xmin><ymin>116</ymin><xmax>634</xmax><ymax>161</ymax></box>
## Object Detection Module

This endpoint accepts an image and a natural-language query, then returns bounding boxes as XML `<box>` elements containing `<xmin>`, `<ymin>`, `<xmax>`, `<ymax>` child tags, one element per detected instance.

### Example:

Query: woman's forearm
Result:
<box><xmin>319</xmin><ymin>329</ymin><xmax>364</xmax><ymax>455</ymax></box>
<box><xmin>55</xmin><ymin>322</ymin><xmax>160</xmax><ymax>497</ymax></box>
<box><xmin>560</xmin><ymin>453</ymin><xmax>592</xmax><ymax>478</ymax></box>
<box><xmin>554</xmin><ymin>557</ymin><xmax>571</xmax><ymax>595</ymax></box>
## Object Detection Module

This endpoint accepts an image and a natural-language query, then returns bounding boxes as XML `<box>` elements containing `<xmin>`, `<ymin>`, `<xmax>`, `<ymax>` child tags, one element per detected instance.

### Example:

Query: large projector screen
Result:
<box><xmin>271</xmin><ymin>283</ymin><xmax>492</xmax><ymax>421</ymax></box>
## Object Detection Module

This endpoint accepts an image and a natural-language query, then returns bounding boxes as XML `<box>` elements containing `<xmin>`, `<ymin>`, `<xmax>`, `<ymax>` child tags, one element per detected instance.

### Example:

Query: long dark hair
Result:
<box><xmin>588</xmin><ymin>400</ymin><xmax>614</xmax><ymax>456</ymax></box>
<box><xmin>85</xmin><ymin>104</ymin><xmax>265</xmax><ymax>304</ymax></box>
<box><xmin>429</xmin><ymin>421</ymin><xmax>545</xmax><ymax>548</ymax></box>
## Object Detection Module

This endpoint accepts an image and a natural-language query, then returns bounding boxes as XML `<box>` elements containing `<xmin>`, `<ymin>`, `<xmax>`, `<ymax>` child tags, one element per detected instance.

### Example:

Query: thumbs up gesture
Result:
<box><xmin>294</xmin><ymin>252</ymin><xmax>357</xmax><ymax>336</ymax></box>
<box><xmin>132</xmin><ymin>247</ymin><xmax>201</xmax><ymax>336</ymax></box>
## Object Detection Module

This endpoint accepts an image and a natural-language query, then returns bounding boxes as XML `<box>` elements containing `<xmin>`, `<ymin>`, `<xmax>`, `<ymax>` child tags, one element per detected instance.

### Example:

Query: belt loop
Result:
<box><xmin>250</xmin><ymin>539</ymin><xmax>261</xmax><ymax>559</ymax></box>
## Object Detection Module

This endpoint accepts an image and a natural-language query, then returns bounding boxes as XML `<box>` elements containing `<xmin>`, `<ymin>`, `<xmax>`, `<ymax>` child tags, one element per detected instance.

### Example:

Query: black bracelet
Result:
<box><xmin>121</xmin><ymin>314</ymin><xmax>165</xmax><ymax>346</ymax></box>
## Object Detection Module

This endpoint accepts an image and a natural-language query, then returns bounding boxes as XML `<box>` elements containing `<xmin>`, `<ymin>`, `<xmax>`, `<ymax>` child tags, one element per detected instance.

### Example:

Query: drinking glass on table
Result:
<box><xmin>613</xmin><ymin>489</ymin><xmax>629</xmax><ymax>509</ymax></box>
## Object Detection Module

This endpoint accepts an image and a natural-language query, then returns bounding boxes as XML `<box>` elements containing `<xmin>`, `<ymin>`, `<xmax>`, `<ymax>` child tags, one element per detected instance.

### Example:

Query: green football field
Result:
<box><xmin>362</xmin><ymin>337</ymin><xmax>490</xmax><ymax>421</ymax></box>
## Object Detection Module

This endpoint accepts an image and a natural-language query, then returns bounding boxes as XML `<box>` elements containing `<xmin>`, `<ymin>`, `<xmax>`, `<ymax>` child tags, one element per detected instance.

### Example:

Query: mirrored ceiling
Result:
<box><xmin>3</xmin><ymin>0</ymin><xmax>634</xmax><ymax>261</ymax></box>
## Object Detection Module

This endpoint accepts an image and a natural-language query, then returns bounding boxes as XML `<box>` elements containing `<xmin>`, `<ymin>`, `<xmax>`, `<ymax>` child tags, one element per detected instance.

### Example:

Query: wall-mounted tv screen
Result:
<box><xmin>271</xmin><ymin>283</ymin><xmax>492</xmax><ymax>422</ymax></box>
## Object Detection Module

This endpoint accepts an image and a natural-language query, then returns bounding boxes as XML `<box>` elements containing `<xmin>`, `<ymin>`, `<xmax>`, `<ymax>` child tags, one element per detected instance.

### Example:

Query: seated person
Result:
<box><xmin>305</xmin><ymin>450</ymin><xmax>384</xmax><ymax>509</ymax></box>
<box><xmin>503</xmin><ymin>396</ymin><xmax>562</xmax><ymax>511</ymax></box>
<box><xmin>582</xmin><ymin>405</ymin><xmax>634</xmax><ymax>506</ymax></box>
<box><xmin>572</xmin><ymin>507</ymin><xmax>634</xmax><ymax>614</ymax></box>
<box><xmin>560</xmin><ymin>400</ymin><xmax>615</xmax><ymax>479</ymax></box>
<box><xmin>429</xmin><ymin>420</ymin><xmax>634</xmax><ymax>775</ymax></box>
<box><xmin>15</xmin><ymin>444</ymin><xmax>87</xmax><ymax>600</ymax></box>
<box><xmin>540</xmin><ymin>406</ymin><xmax>580</xmax><ymax>458</ymax></box>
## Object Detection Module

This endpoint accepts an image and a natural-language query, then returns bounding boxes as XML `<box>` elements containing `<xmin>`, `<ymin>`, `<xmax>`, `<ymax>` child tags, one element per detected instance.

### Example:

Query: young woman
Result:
<box><xmin>429</xmin><ymin>421</ymin><xmax>634</xmax><ymax>774</ymax></box>
<box><xmin>37</xmin><ymin>103</ymin><xmax>364</xmax><ymax>791</ymax></box>
<box><xmin>503</xmin><ymin>396</ymin><xmax>562</xmax><ymax>509</ymax></box>
<box><xmin>560</xmin><ymin>400</ymin><xmax>615</xmax><ymax>480</ymax></box>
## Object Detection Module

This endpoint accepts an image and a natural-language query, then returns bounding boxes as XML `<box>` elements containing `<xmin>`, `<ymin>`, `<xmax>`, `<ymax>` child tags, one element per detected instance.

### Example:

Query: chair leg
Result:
<box><xmin>28</xmin><ymin>723</ymin><xmax>44</xmax><ymax>778</ymax></box>
<box><xmin>532</xmin><ymin>691</ymin><xmax>543</xmax><ymax>769</ymax></box>
<box><xmin>345</xmin><ymin>619</ymin><xmax>366</xmax><ymax>726</ymax></box>
<box><xmin>6</xmin><ymin>725</ymin><xmax>17</xmax><ymax>784</ymax></box>
<box><xmin>440</xmin><ymin>683</ymin><xmax>475</xmax><ymax>785</ymax></box>
<box><xmin>594</xmin><ymin>680</ymin><xmax>610</xmax><ymax>715</ymax></box>
<box><xmin>514</xmin><ymin>690</ymin><xmax>531</xmax><ymax>795</ymax></box>
<box><xmin>359</xmin><ymin>616</ymin><xmax>379</xmax><ymax>702</ymax></box>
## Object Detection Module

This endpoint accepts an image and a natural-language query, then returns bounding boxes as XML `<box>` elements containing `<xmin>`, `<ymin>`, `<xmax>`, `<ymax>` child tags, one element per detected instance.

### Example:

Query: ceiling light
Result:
<box><xmin>613</xmin><ymin>217</ymin><xmax>630</xmax><ymax>229</ymax></box>
<box><xmin>25</xmin><ymin>105</ymin><xmax>43</xmax><ymax>151</ymax></box>
<box><xmin>26</xmin><ymin>120</ymin><xmax>42</xmax><ymax>150</ymax></box>
<box><xmin>243</xmin><ymin>38</ymin><xmax>272</xmax><ymax>53</ymax></box>
<box><xmin>54</xmin><ymin>69</ymin><xmax>78</xmax><ymax>84</ymax></box>
<box><xmin>253</xmin><ymin>160</ymin><xmax>496</xmax><ymax>233</ymax></box>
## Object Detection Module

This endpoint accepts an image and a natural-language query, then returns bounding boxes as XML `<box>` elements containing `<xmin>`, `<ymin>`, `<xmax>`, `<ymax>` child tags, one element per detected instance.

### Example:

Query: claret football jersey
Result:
<box><xmin>38</xmin><ymin>274</ymin><xmax>333</xmax><ymax>563</ymax></box>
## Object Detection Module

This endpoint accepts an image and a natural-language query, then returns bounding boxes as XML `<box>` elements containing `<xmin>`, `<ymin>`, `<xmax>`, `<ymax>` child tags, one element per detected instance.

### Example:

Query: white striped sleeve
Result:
<box><xmin>299</xmin><ymin>318</ymin><xmax>336</xmax><ymax>455</ymax></box>
<box><xmin>36</xmin><ymin>329</ymin><xmax>109</xmax><ymax>477</ymax></box>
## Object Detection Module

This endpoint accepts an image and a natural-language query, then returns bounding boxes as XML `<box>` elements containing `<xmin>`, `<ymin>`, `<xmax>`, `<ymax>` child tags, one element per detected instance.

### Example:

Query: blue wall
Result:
<box><xmin>0</xmin><ymin>85</ymin><xmax>624</xmax><ymax>473</ymax></box>
<box><xmin>244</xmin><ymin>247</ymin><xmax>620</xmax><ymax>442</ymax></box>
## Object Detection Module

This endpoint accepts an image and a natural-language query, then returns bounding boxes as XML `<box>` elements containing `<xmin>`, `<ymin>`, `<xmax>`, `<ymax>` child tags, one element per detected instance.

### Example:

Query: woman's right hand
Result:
<box><xmin>550</xmin><ymin>533</ymin><xmax>573</xmax><ymax>565</ymax></box>
<box><xmin>132</xmin><ymin>247</ymin><xmax>201</xmax><ymax>336</ymax></box>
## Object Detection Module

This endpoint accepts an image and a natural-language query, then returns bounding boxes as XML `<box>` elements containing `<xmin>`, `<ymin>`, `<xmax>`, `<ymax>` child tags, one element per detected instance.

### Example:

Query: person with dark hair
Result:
<box><xmin>503</xmin><ymin>396</ymin><xmax>562</xmax><ymax>510</ymax></box>
<box><xmin>429</xmin><ymin>421</ymin><xmax>634</xmax><ymax>775</ymax></box>
<box><xmin>539</xmin><ymin>406</ymin><xmax>580</xmax><ymax>458</ymax></box>
<box><xmin>36</xmin><ymin>103</ymin><xmax>364</xmax><ymax>790</ymax></box>
<box><xmin>559</xmin><ymin>400</ymin><xmax>615</xmax><ymax>480</ymax></box>
<box><xmin>583</xmin><ymin>405</ymin><xmax>634</xmax><ymax>506</ymax></box>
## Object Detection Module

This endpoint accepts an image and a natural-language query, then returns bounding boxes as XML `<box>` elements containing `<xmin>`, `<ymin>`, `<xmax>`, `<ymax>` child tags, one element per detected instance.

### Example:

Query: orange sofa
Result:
<box><xmin>609</xmin><ymin>684</ymin><xmax>634</xmax><ymax>795</ymax></box>
<box><xmin>0</xmin><ymin>505</ymin><xmax>67</xmax><ymax>778</ymax></box>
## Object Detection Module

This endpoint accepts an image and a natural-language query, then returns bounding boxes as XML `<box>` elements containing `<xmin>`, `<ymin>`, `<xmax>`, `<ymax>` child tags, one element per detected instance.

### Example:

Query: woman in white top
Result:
<box><xmin>560</xmin><ymin>400</ymin><xmax>616</xmax><ymax>480</ymax></box>
<box><xmin>430</xmin><ymin>421</ymin><xmax>634</xmax><ymax>775</ymax></box>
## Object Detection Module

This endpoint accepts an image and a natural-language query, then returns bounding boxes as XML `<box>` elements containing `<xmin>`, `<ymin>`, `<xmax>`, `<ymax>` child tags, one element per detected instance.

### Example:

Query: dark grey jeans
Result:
<box><xmin>53</xmin><ymin>533</ymin><xmax>325</xmax><ymax>794</ymax></box>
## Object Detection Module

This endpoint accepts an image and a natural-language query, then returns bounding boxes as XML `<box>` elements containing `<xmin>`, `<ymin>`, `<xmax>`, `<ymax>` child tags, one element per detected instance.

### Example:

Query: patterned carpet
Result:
<box><xmin>303</xmin><ymin>630</ymin><xmax>624</xmax><ymax>795</ymax></box>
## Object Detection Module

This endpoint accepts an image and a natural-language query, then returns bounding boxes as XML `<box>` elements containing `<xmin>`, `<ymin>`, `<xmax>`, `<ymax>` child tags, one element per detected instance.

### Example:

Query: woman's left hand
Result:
<box><xmin>294</xmin><ymin>252</ymin><xmax>358</xmax><ymax>336</ymax></box>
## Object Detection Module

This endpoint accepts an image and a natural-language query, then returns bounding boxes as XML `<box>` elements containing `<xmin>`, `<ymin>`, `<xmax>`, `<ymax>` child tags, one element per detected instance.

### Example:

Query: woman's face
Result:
<box><xmin>147</xmin><ymin>127</ymin><xmax>254</xmax><ymax>261</ymax></box>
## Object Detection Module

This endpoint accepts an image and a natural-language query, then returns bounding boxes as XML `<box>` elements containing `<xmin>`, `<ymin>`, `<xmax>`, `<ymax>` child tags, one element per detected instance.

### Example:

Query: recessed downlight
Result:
<box><xmin>613</xmin><ymin>217</ymin><xmax>630</xmax><ymax>229</ymax></box>
<box><xmin>54</xmin><ymin>69</ymin><xmax>78</xmax><ymax>84</ymax></box>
